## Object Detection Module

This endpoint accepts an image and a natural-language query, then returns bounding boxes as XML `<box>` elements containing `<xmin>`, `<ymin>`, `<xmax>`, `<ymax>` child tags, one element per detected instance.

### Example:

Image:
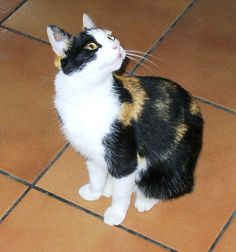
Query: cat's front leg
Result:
<box><xmin>104</xmin><ymin>173</ymin><xmax>135</xmax><ymax>226</ymax></box>
<box><xmin>79</xmin><ymin>160</ymin><xmax>107</xmax><ymax>201</ymax></box>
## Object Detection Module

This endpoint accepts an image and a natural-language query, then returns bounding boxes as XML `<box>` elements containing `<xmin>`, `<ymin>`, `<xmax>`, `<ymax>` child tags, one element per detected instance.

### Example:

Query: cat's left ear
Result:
<box><xmin>82</xmin><ymin>13</ymin><xmax>96</xmax><ymax>30</ymax></box>
<box><xmin>47</xmin><ymin>25</ymin><xmax>72</xmax><ymax>57</ymax></box>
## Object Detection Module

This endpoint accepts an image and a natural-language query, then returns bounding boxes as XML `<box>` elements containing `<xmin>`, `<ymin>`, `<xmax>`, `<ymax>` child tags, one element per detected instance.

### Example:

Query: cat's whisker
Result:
<box><xmin>126</xmin><ymin>55</ymin><xmax>153</xmax><ymax>73</ymax></box>
<box><xmin>126</xmin><ymin>52</ymin><xmax>157</xmax><ymax>65</ymax></box>
<box><xmin>126</xmin><ymin>53</ymin><xmax>158</xmax><ymax>69</ymax></box>
<box><xmin>126</xmin><ymin>49</ymin><xmax>160</xmax><ymax>60</ymax></box>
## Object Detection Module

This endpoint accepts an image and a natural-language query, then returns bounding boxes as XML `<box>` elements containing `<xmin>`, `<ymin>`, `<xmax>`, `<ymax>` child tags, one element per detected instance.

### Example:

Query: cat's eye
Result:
<box><xmin>107</xmin><ymin>33</ymin><xmax>115</xmax><ymax>41</ymax></box>
<box><xmin>85</xmin><ymin>42</ymin><xmax>98</xmax><ymax>50</ymax></box>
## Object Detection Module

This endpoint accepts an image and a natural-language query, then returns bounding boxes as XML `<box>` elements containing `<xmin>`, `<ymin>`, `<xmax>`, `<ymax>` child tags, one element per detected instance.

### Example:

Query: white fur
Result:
<box><xmin>55</xmin><ymin>71</ymin><xmax>119</xmax><ymax>166</ymax></box>
<box><xmin>47</xmin><ymin>27</ymin><xmax>69</xmax><ymax>57</ymax></box>
<box><xmin>79</xmin><ymin>160</ymin><xmax>107</xmax><ymax>200</ymax></box>
<box><xmin>83</xmin><ymin>13</ymin><xmax>96</xmax><ymax>29</ymax></box>
<box><xmin>135</xmin><ymin>190</ymin><xmax>159</xmax><ymax>212</ymax></box>
<box><xmin>53</xmin><ymin>26</ymin><xmax>134</xmax><ymax>225</ymax></box>
<box><xmin>136</xmin><ymin>157</ymin><xmax>148</xmax><ymax>182</ymax></box>
<box><xmin>102</xmin><ymin>174</ymin><xmax>112</xmax><ymax>197</ymax></box>
<box><xmin>104</xmin><ymin>173</ymin><xmax>136</xmax><ymax>225</ymax></box>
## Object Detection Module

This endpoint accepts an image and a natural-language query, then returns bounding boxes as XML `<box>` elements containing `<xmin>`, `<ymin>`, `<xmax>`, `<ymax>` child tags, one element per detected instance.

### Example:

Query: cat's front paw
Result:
<box><xmin>78</xmin><ymin>184</ymin><xmax>101</xmax><ymax>201</ymax></box>
<box><xmin>103</xmin><ymin>207</ymin><xmax>126</xmax><ymax>226</ymax></box>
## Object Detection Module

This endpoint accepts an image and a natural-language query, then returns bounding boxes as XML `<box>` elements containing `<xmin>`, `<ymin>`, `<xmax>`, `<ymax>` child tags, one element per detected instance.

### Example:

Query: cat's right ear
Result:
<box><xmin>47</xmin><ymin>25</ymin><xmax>72</xmax><ymax>57</ymax></box>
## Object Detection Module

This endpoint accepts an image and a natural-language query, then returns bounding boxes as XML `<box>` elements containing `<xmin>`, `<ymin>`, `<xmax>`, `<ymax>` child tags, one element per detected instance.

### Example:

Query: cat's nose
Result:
<box><xmin>112</xmin><ymin>41</ymin><xmax>120</xmax><ymax>49</ymax></box>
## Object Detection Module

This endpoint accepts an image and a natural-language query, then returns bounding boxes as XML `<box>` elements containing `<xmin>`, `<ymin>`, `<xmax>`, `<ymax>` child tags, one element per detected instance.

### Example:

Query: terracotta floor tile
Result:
<box><xmin>135</xmin><ymin>0</ymin><xmax>236</xmax><ymax>110</ymax></box>
<box><xmin>0</xmin><ymin>174</ymin><xmax>26</xmax><ymax>218</ymax></box>
<box><xmin>38</xmin><ymin>147</ymin><xmax>110</xmax><ymax>214</ymax></box>
<box><xmin>3</xmin><ymin>0</ymin><xmax>192</xmax><ymax>71</ymax></box>
<box><xmin>38</xmin><ymin>103</ymin><xmax>236</xmax><ymax>251</ymax></box>
<box><xmin>0</xmin><ymin>0</ymin><xmax>23</xmax><ymax>21</ymax></box>
<box><xmin>0</xmin><ymin>28</ymin><xmax>65</xmax><ymax>181</ymax></box>
<box><xmin>214</xmin><ymin>216</ymin><xmax>236</xmax><ymax>252</ymax></box>
<box><xmin>0</xmin><ymin>189</ymin><xmax>165</xmax><ymax>252</ymax></box>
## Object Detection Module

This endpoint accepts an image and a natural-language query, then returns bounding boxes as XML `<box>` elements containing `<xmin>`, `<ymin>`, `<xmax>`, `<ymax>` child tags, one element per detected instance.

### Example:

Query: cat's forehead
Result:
<box><xmin>86</xmin><ymin>28</ymin><xmax>112</xmax><ymax>44</ymax></box>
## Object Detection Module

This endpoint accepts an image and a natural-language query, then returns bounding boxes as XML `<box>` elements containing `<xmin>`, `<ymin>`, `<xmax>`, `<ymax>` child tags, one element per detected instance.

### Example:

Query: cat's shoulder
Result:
<box><xmin>113</xmin><ymin>74</ymin><xmax>188</xmax><ymax>97</ymax></box>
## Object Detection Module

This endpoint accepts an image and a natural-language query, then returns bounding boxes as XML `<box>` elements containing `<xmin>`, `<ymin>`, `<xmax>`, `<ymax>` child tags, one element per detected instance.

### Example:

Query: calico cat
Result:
<box><xmin>47</xmin><ymin>14</ymin><xmax>203</xmax><ymax>226</ymax></box>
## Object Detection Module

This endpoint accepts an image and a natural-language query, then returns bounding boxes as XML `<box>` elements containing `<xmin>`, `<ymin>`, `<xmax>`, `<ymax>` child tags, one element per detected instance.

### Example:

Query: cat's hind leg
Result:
<box><xmin>134</xmin><ymin>155</ymin><xmax>160</xmax><ymax>212</ymax></box>
<box><xmin>104</xmin><ymin>173</ymin><xmax>135</xmax><ymax>226</ymax></box>
<box><xmin>102</xmin><ymin>174</ymin><xmax>112</xmax><ymax>198</ymax></box>
<box><xmin>134</xmin><ymin>190</ymin><xmax>160</xmax><ymax>212</ymax></box>
<box><xmin>79</xmin><ymin>160</ymin><xmax>107</xmax><ymax>201</ymax></box>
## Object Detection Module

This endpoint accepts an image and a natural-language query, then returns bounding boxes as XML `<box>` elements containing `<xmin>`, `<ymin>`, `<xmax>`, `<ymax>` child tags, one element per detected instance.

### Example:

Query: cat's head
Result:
<box><xmin>47</xmin><ymin>14</ymin><xmax>126</xmax><ymax>76</ymax></box>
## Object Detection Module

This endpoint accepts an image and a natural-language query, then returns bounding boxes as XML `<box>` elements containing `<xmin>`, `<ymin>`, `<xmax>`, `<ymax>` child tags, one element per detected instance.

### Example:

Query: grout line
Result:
<box><xmin>129</xmin><ymin>0</ymin><xmax>197</xmax><ymax>75</ymax></box>
<box><xmin>32</xmin><ymin>142</ymin><xmax>70</xmax><ymax>185</ymax></box>
<box><xmin>33</xmin><ymin>186</ymin><xmax>177</xmax><ymax>251</ymax></box>
<box><xmin>0</xmin><ymin>186</ymin><xmax>31</xmax><ymax>224</ymax></box>
<box><xmin>33</xmin><ymin>187</ymin><xmax>178</xmax><ymax>251</ymax></box>
<box><xmin>0</xmin><ymin>169</ymin><xmax>177</xmax><ymax>251</ymax></box>
<box><xmin>0</xmin><ymin>143</ymin><xmax>69</xmax><ymax>224</ymax></box>
<box><xmin>194</xmin><ymin>96</ymin><xmax>236</xmax><ymax>116</ymax></box>
<box><xmin>0</xmin><ymin>0</ymin><xmax>28</xmax><ymax>25</ymax></box>
<box><xmin>118</xmin><ymin>225</ymin><xmax>178</xmax><ymax>252</ymax></box>
<box><xmin>208</xmin><ymin>210</ymin><xmax>236</xmax><ymax>251</ymax></box>
<box><xmin>0</xmin><ymin>25</ymin><xmax>50</xmax><ymax>45</ymax></box>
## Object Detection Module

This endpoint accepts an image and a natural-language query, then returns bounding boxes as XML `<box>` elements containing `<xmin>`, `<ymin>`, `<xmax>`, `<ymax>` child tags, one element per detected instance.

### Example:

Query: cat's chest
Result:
<box><xmin>55</xmin><ymin>82</ymin><xmax>120</xmax><ymax>156</ymax></box>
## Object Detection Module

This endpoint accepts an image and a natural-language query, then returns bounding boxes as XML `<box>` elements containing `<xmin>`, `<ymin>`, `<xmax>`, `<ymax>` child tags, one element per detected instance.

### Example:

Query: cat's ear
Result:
<box><xmin>47</xmin><ymin>25</ymin><xmax>72</xmax><ymax>57</ymax></box>
<box><xmin>82</xmin><ymin>13</ymin><xmax>96</xmax><ymax>30</ymax></box>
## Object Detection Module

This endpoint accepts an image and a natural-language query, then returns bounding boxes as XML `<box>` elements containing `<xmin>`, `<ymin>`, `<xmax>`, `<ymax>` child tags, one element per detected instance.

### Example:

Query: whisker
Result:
<box><xmin>126</xmin><ymin>55</ymin><xmax>153</xmax><ymax>73</ymax></box>
<box><xmin>126</xmin><ymin>49</ymin><xmax>159</xmax><ymax>60</ymax></box>
<box><xmin>126</xmin><ymin>53</ymin><xmax>158</xmax><ymax>68</ymax></box>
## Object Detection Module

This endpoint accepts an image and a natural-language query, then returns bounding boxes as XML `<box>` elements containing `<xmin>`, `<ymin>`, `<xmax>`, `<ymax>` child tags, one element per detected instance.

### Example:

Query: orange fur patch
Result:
<box><xmin>190</xmin><ymin>100</ymin><xmax>200</xmax><ymax>115</ymax></box>
<box><xmin>116</xmin><ymin>75</ymin><xmax>148</xmax><ymax>126</ymax></box>
<box><xmin>175</xmin><ymin>123</ymin><xmax>188</xmax><ymax>142</ymax></box>
<box><xmin>54</xmin><ymin>55</ymin><xmax>62</xmax><ymax>70</ymax></box>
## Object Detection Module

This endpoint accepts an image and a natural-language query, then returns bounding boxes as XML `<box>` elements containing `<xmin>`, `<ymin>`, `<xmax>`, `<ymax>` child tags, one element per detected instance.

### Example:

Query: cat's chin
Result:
<box><xmin>111</xmin><ymin>56</ymin><xmax>125</xmax><ymax>72</ymax></box>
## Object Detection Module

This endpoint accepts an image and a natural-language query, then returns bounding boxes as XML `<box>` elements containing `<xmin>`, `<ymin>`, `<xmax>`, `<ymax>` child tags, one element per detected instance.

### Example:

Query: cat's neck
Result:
<box><xmin>55</xmin><ymin>71</ymin><xmax>117</xmax><ymax>100</ymax></box>
<box><xmin>57</xmin><ymin>69</ymin><xmax>114</xmax><ymax>91</ymax></box>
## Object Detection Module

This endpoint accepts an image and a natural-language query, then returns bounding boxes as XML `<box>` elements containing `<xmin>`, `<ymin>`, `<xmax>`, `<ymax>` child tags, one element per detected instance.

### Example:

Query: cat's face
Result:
<box><xmin>47</xmin><ymin>14</ymin><xmax>126</xmax><ymax>75</ymax></box>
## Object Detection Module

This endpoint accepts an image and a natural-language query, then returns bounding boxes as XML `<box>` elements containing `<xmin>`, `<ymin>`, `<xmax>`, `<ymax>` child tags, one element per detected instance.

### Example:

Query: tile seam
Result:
<box><xmin>32</xmin><ymin>186</ymin><xmax>178</xmax><ymax>251</ymax></box>
<box><xmin>194</xmin><ymin>96</ymin><xmax>236</xmax><ymax>116</ymax></box>
<box><xmin>0</xmin><ymin>186</ymin><xmax>31</xmax><ymax>224</ymax></box>
<box><xmin>0</xmin><ymin>169</ymin><xmax>33</xmax><ymax>224</ymax></box>
<box><xmin>0</xmin><ymin>143</ymin><xmax>69</xmax><ymax>223</ymax></box>
<box><xmin>32</xmin><ymin>142</ymin><xmax>70</xmax><ymax>185</ymax></box>
<box><xmin>208</xmin><ymin>210</ymin><xmax>236</xmax><ymax>251</ymax></box>
<box><xmin>129</xmin><ymin>0</ymin><xmax>197</xmax><ymax>75</ymax></box>
<box><xmin>0</xmin><ymin>0</ymin><xmax>28</xmax><ymax>25</ymax></box>
<box><xmin>0</xmin><ymin>169</ymin><xmax>177</xmax><ymax>252</ymax></box>
<box><xmin>0</xmin><ymin>25</ymin><xmax>50</xmax><ymax>45</ymax></box>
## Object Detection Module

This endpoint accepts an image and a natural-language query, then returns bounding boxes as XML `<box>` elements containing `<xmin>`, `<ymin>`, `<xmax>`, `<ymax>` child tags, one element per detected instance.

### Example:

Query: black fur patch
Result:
<box><xmin>61</xmin><ymin>31</ymin><xmax>101</xmax><ymax>74</ymax></box>
<box><xmin>104</xmin><ymin>75</ymin><xmax>203</xmax><ymax>200</ymax></box>
<box><xmin>103</xmin><ymin>120</ymin><xmax>137</xmax><ymax>178</ymax></box>
<box><xmin>112</xmin><ymin>76</ymin><xmax>133</xmax><ymax>103</ymax></box>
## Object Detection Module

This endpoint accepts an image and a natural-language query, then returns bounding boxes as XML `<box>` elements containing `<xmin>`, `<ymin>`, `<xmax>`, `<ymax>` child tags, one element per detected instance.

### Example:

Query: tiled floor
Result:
<box><xmin>0</xmin><ymin>0</ymin><xmax>235</xmax><ymax>251</ymax></box>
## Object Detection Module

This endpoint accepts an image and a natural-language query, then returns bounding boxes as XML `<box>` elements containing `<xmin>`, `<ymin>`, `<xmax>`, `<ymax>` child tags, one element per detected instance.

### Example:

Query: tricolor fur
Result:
<box><xmin>47</xmin><ymin>14</ymin><xmax>203</xmax><ymax>226</ymax></box>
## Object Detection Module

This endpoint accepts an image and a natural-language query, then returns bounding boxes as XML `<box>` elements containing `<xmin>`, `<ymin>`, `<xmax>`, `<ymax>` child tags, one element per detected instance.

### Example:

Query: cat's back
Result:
<box><xmin>129</xmin><ymin>75</ymin><xmax>203</xmax><ymax>161</ymax></box>
<box><xmin>136</xmin><ymin>76</ymin><xmax>203</xmax><ymax>122</ymax></box>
